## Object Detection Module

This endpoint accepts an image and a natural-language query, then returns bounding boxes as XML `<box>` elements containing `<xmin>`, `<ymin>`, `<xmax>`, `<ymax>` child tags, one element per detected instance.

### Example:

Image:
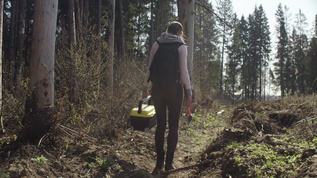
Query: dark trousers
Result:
<box><xmin>151</xmin><ymin>83</ymin><xmax>183</xmax><ymax>153</ymax></box>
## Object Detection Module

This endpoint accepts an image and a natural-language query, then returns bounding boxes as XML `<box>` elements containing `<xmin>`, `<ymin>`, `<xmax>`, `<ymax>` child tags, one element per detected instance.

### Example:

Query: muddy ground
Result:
<box><xmin>1</xmin><ymin>96</ymin><xmax>317</xmax><ymax>177</ymax></box>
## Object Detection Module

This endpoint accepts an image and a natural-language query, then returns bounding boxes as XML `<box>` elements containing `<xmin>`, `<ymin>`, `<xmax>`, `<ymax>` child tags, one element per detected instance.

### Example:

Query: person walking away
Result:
<box><xmin>142</xmin><ymin>21</ymin><xmax>192</xmax><ymax>173</ymax></box>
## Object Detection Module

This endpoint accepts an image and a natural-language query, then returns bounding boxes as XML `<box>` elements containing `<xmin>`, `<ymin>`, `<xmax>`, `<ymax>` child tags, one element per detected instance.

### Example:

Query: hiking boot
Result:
<box><xmin>152</xmin><ymin>150</ymin><xmax>165</xmax><ymax>175</ymax></box>
<box><xmin>165</xmin><ymin>151</ymin><xmax>175</xmax><ymax>171</ymax></box>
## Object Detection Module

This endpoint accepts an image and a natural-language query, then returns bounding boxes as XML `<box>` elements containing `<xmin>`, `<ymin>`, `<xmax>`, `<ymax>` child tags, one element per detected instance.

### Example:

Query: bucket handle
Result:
<box><xmin>138</xmin><ymin>95</ymin><xmax>152</xmax><ymax>114</ymax></box>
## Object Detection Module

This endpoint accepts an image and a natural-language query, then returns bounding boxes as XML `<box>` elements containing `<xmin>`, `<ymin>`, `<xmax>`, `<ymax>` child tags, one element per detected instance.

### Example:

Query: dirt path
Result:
<box><xmin>0</xmin><ymin>110</ymin><xmax>226</xmax><ymax>178</ymax></box>
<box><xmin>110</xmin><ymin>112</ymin><xmax>224</xmax><ymax>178</ymax></box>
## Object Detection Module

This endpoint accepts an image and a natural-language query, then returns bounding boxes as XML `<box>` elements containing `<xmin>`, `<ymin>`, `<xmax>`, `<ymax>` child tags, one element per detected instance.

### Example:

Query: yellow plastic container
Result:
<box><xmin>130</xmin><ymin>104</ymin><xmax>156</xmax><ymax>118</ymax></box>
<box><xmin>130</xmin><ymin>97</ymin><xmax>156</xmax><ymax>131</ymax></box>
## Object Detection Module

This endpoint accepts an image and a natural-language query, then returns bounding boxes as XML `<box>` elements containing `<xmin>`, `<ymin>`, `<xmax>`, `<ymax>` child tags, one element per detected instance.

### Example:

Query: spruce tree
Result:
<box><xmin>239</xmin><ymin>15</ymin><xmax>250</xmax><ymax>100</ymax></box>
<box><xmin>215</xmin><ymin>0</ymin><xmax>234</xmax><ymax>97</ymax></box>
<box><xmin>225</xmin><ymin>14</ymin><xmax>241</xmax><ymax>102</ymax></box>
<box><xmin>293</xmin><ymin>10</ymin><xmax>309</xmax><ymax>94</ymax></box>
<box><xmin>274</xmin><ymin>3</ymin><xmax>289</xmax><ymax>97</ymax></box>
<box><xmin>195</xmin><ymin>0</ymin><xmax>220</xmax><ymax>97</ymax></box>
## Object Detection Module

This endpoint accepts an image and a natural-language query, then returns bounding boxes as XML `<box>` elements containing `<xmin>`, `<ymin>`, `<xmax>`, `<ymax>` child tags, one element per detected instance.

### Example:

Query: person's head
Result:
<box><xmin>167</xmin><ymin>21</ymin><xmax>185</xmax><ymax>41</ymax></box>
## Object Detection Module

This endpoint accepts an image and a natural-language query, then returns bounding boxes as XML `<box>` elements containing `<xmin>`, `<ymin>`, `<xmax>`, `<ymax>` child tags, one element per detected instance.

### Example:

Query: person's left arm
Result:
<box><xmin>142</xmin><ymin>42</ymin><xmax>159</xmax><ymax>98</ymax></box>
<box><xmin>178</xmin><ymin>45</ymin><xmax>192</xmax><ymax>106</ymax></box>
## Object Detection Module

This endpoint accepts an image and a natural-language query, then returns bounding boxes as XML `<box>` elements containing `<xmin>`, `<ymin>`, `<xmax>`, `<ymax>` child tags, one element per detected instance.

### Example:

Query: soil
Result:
<box><xmin>1</xmin><ymin>98</ymin><xmax>317</xmax><ymax>178</ymax></box>
<box><xmin>0</xmin><ymin>106</ymin><xmax>223</xmax><ymax>178</ymax></box>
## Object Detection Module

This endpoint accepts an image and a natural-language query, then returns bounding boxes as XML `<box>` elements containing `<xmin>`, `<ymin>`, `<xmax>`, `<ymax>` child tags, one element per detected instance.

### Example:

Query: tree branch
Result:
<box><xmin>195</xmin><ymin>1</ymin><xmax>233</xmax><ymax>29</ymax></box>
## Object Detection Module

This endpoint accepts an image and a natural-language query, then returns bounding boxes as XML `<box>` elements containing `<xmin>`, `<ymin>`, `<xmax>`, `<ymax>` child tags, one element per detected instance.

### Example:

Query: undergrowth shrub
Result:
<box><xmin>1</xmin><ymin>80</ymin><xmax>29</xmax><ymax>135</ymax></box>
<box><xmin>55</xmin><ymin>28</ymin><xmax>146</xmax><ymax>139</ymax></box>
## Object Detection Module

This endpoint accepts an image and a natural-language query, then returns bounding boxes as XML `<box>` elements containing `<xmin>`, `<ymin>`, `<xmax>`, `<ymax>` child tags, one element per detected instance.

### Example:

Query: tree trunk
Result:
<box><xmin>67</xmin><ymin>0</ymin><xmax>78</xmax><ymax>101</ymax></box>
<box><xmin>107</xmin><ymin>0</ymin><xmax>115</xmax><ymax>102</ymax></box>
<box><xmin>83</xmin><ymin>0</ymin><xmax>89</xmax><ymax>28</ymax></box>
<box><xmin>116</xmin><ymin>0</ymin><xmax>125</xmax><ymax>59</ymax></box>
<box><xmin>0</xmin><ymin>0</ymin><xmax>4</xmax><ymax>133</ymax></box>
<box><xmin>96</xmin><ymin>0</ymin><xmax>101</xmax><ymax>97</ymax></box>
<box><xmin>149</xmin><ymin>0</ymin><xmax>154</xmax><ymax>49</ymax></box>
<box><xmin>68</xmin><ymin>0</ymin><xmax>76</xmax><ymax>45</ymax></box>
<box><xmin>97</xmin><ymin>0</ymin><xmax>101</xmax><ymax>37</ymax></box>
<box><xmin>14</xmin><ymin>0</ymin><xmax>26</xmax><ymax>95</ymax></box>
<box><xmin>220</xmin><ymin>25</ymin><xmax>225</xmax><ymax>97</ymax></box>
<box><xmin>18</xmin><ymin>0</ymin><xmax>58</xmax><ymax>144</ymax></box>
<box><xmin>82</xmin><ymin>0</ymin><xmax>89</xmax><ymax>42</ymax></box>
<box><xmin>75</xmin><ymin>0</ymin><xmax>82</xmax><ymax>38</ymax></box>
<box><xmin>84</xmin><ymin>0</ymin><xmax>89</xmax><ymax>26</ymax></box>
<box><xmin>178</xmin><ymin>0</ymin><xmax>195</xmax><ymax>99</ymax></box>
<box><xmin>9</xmin><ymin>0</ymin><xmax>17</xmax><ymax>90</ymax></box>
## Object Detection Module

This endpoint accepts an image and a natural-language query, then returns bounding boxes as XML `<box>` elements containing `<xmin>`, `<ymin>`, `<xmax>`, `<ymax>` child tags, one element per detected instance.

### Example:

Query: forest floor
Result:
<box><xmin>1</xmin><ymin>95</ymin><xmax>317</xmax><ymax>178</ymax></box>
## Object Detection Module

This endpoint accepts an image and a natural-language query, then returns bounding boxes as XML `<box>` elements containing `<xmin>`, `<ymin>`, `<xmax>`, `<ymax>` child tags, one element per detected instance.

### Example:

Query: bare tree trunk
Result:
<box><xmin>117</xmin><ymin>0</ymin><xmax>125</xmax><ymax>59</ymax></box>
<box><xmin>178</xmin><ymin>0</ymin><xmax>195</xmax><ymax>99</ymax></box>
<box><xmin>9</xmin><ymin>0</ymin><xmax>17</xmax><ymax>90</ymax></box>
<box><xmin>186</xmin><ymin>0</ymin><xmax>195</xmax><ymax>89</ymax></box>
<box><xmin>14</xmin><ymin>0</ymin><xmax>26</xmax><ymax>95</ymax></box>
<box><xmin>84</xmin><ymin>0</ymin><xmax>89</xmax><ymax>26</ymax></box>
<box><xmin>0</xmin><ymin>0</ymin><xmax>4</xmax><ymax>134</ymax></box>
<box><xmin>220</xmin><ymin>25</ymin><xmax>225</xmax><ymax>97</ymax></box>
<box><xmin>68</xmin><ymin>0</ymin><xmax>76</xmax><ymax>46</ymax></box>
<box><xmin>75</xmin><ymin>0</ymin><xmax>82</xmax><ymax>38</ymax></box>
<box><xmin>18</xmin><ymin>0</ymin><xmax>58</xmax><ymax>143</ymax></box>
<box><xmin>67</xmin><ymin>0</ymin><xmax>78</xmax><ymax>101</ymax></box>
<box><xmin>107</xmin><ymin>0</ymin><xmax>115</xmax><ymax>102</ymax></box>
<box><xmin>83</xmin><ymin>0</ymin><xmax>89</xmax><ymax>42</ymax></box>
<box><xmin>96</xmin><ymin>0</ymin><xmax>101</xmax><ymax>97</ymax></box>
